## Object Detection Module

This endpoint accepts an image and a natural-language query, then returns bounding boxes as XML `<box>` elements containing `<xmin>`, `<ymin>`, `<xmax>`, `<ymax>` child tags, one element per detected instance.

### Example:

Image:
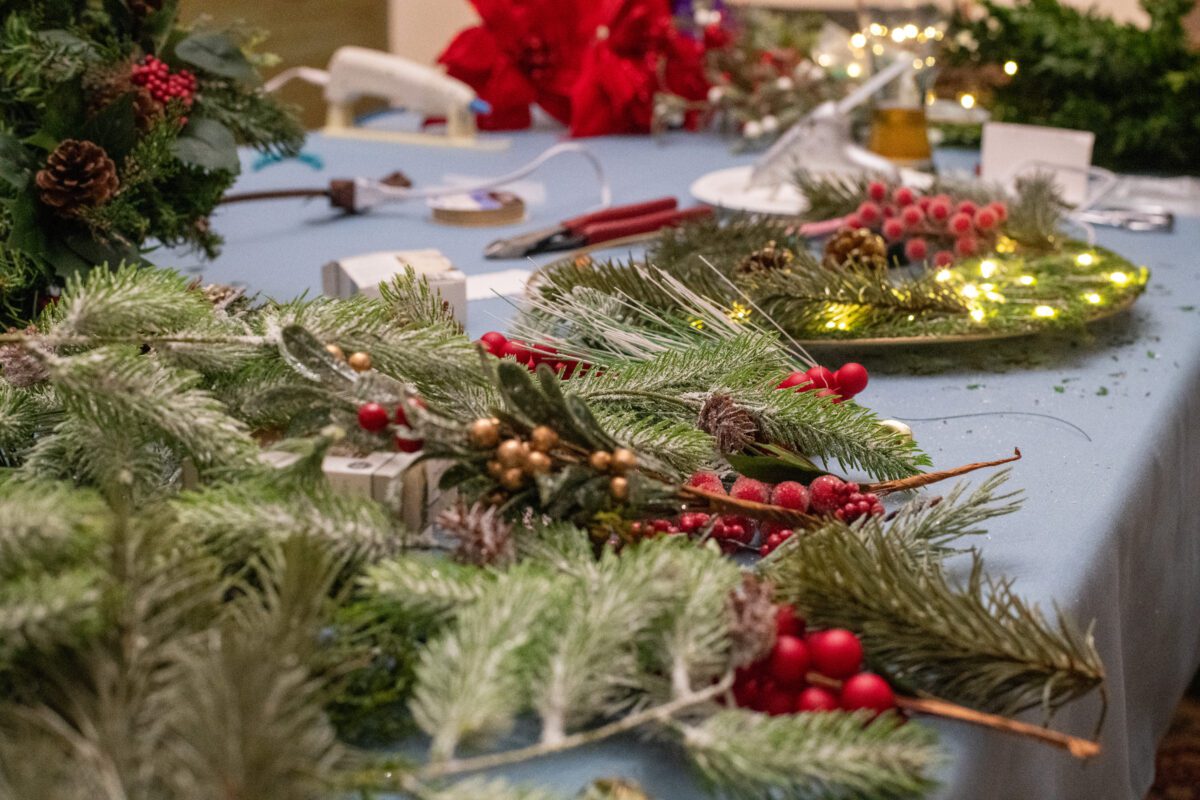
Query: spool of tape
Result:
<box><xmin>429</xmin><ymin>190</ymin><xmax>525</xmax><ymax>226</ymax></box>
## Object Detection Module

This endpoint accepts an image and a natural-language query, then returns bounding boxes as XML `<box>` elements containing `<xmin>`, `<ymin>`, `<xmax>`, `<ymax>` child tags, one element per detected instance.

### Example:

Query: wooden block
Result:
<box><xmin>322</xmin><ymin>248</ymin><xmax>467</xmax><ymax>325</ymax></box>
<box><xmin>423</xmin><ymin>457</ymin><xmax>460</xmax><ymax>517</ymax></box>
<box><xmin>321</xmin><ymin>452</ymin><xmax>397</xmax><ymax>498</ymax></box>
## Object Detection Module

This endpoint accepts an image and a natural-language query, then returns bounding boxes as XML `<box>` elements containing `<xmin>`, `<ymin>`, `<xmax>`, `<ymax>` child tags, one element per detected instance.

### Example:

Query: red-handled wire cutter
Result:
<box><xmin>484</xmin><ymin>197</ymin><xmax>713</xmax><ymax>259</ymax></box>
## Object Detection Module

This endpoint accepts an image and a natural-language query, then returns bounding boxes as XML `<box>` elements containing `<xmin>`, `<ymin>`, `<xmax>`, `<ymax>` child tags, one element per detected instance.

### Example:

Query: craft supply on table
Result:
<box><xmin>429</xmin><ymin>190</ymin><xmax>526</xmax><ymax>227</ymax></box>
<box><xmin>484</xmin><ymin>197</ymin><xmax>713</xmax><ymax>259</ymax></box>
<box><xmin>322</xmin><ymin>248</ymin><xmax>467</xmax><ymax>324</ymax></box>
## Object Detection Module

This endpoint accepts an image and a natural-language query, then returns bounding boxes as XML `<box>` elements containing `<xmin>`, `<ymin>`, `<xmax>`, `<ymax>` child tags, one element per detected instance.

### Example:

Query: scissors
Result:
<box><xmin>484</xmin><ymin>197</ymin><xmax>713</xmax><ymax>259</ymax></box>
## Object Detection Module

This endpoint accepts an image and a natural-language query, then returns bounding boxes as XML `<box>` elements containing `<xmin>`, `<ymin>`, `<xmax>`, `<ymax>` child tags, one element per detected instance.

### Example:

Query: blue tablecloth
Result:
<box><xmin>177</xmin><ymin>120</ymin><xmax>1200</xmax><ymax>800</ymax></box>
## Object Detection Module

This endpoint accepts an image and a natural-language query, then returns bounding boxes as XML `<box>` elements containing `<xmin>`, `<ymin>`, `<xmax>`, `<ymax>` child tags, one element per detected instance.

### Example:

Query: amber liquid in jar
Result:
<box><xmin>868</xmin><ymin>104</ymin><xmax>933</xmax><ymax>166</ymax></box>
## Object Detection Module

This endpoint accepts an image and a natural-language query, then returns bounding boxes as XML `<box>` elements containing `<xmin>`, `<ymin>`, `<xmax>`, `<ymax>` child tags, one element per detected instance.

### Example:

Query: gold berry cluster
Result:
<box><xmin>588</xmin><ymin>447</ymin><xmax>638</xmax><ymax>500</ymax></box>
<box><xmin>325</xmin><ymin>343</ymin><xmax>373</xmax><ymax>373</ymax></box>
<box><xmin>471</xmin><ymin>419</ymin><xmax>560</xmax><ymax>493</ymax></box>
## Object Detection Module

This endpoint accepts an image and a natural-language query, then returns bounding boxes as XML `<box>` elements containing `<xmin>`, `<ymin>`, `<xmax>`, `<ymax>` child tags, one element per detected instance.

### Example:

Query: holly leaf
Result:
<box><xmin>80</xmin><ymin>94</ymin><xmax>137</xmax><ymax>164</ymax></box>
<box><xmin>174</xmin><ymin>32</ymin><xmax>257</xmax><ymax>82</ymax></box>
<box><xmin>278</xmin><ymin>324</ymin><xmax>358</xmax><ymax>384</ymax></box>
<box><xmin>496</xmin><ymin>361</ymin><xmax>557</xmax><ymax>429</ymax></box>
<box><xmin>172</xmin><ymin>118</ymin><xmax>240</xmax><ymax>173</ymax></box>
<box><xmin>0</xmin><ymin>133</ymin><xmax>33</xmax><ymax>190</ymax></box>
<box><xmin>728</xmin><ymin>445</ymin><xmax>825</xmax><ymax>483</ymax></box>
<box><xmin>5</xmin><ymin>192</ymin><xmax>48</xmax><ymax>256</ymax></box>
<box><xmin>41</xmin><ymin>78</ymin><xmax>86</xmax><ymax>140</ymax></box>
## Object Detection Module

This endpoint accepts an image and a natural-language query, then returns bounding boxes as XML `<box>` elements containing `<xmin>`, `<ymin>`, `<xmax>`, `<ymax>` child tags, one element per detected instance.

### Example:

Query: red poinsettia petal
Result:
<box><xmin>570</xmin><ymin>41</ymin><xmax>656</xmax><ymax>137</ymax></box>
<box><xmin>439</xmin><ymin>26</ymin><xmax>504</xmax><ymax>83</ymax></box>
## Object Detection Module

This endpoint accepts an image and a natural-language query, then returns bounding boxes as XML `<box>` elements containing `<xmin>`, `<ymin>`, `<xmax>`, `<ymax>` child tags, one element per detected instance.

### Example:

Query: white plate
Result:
<box><xmin>689</xmin><ymin>165</ymin><xmax>810</xmax><ymax>216</ymax></box>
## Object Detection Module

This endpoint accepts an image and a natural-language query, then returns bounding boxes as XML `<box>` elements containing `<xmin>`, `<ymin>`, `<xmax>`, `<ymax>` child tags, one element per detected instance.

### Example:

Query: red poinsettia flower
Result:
<box><xmin>569</xmin><ymin>0</ymin><xmax>708</xmax><ymax>137</ymax></box>
<box><xmin>438</xmin><ymin>0</ymin><xmax>596</xmax><ymax>130</ymax></box>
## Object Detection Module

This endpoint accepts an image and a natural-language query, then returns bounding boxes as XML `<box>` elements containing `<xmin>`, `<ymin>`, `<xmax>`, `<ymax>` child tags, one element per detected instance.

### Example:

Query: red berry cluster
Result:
<box><xmin>733</xmin><ymin>607</ymin><xmax>897</xmax><ymax>717</ymax></box>
<box><xmin>478</xmin><ymin>331</ymin><xmax>590</xmax><ymax>380</ymax></box>
<box><xmin>637</xmin><ymin>467</ymin><xmax>884</xmax><ymax>555</ymax></box>
<box><xmin>844</xmin><ymin>181</ymin><xmax>1008</xmax><ymax>268</ymax></box>
<box><xmin>777</xmin><ymin>362</ymin><xmax>868</xmax><ymax>403</ymax></box>
<box><xmin>356</xmin><ymin>400</ymin><xmax>424</xmax><ymax>452</ymax></box>
<box><xmin>131</xmin><ymin>55</ymin><xmax>196</xmax><ymax>108</ymax></box>
<box><xmin>809</xmin><ymin>474</ymin><xmax>884</xmax><ymax>522</ymax></box>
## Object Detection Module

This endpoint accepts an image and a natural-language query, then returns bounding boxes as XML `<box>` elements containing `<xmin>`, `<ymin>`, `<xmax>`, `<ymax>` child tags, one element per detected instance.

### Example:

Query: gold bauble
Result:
<box><xmin>486</xmin><ymin>460</ymin><xmax>504</xmax><ymax>479</ymax></box>
<box><xmin>610</xmin><ymin>448</ymin><xmax>638</xmax><ymax>473</ymax></box>
<box><xmin>879</xmin><ymin>419</ymin><xmax>914</xmax><ymax>441</ymax></box>
<box><xmin>497</xmin><ymin>439</ymin><xmax>525</xmax><ymax>468</ymax></box>
<box><xmin>469</xmin><ymin>418</ymin><xmax>501</xmax><ymax>448</ymax></box>
<box><xmin>348</xmin><ymin>351</ymin><xmax>372</xmax><ymax>372</ymax></box>
<box><xmin>610</xmin><ymin>475</ymin><xmax>629</xmax><ymax>500</ymax></box>
<box><xmin>325</xmin><ymin>343</ymin><xmax>346</xmax><ymax>362</ymax></box>
<box><xmin>501</xmin><ymin>467</ymin><xmax>526</xmax><ymax>490</ymax></box>
<box><xmin>524</xmin><ymin>450</ymin><xmax>552</xmax><ymax>474</ymax></box>
<box><xmin>529</xmin><ymin>425</ymin><xmax>559</xmax><ymax>452</ymax></box>
<box><xmin>589</xmin><ymin>450</ymin><xmax>612</xmax><ymax>472</ymax></box>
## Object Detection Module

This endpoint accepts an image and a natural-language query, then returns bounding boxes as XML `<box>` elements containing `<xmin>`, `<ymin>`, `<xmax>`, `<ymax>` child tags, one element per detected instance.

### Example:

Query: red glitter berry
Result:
<box><xmin>776</xmin><ymin>605</ymin><xmax>805</xmax><ymax>637</ymax></box>
<box><xmin>810</xmin><ymin>628</ymin><xmax>863</xmax><ymax>679</ymax></box>
<box><xmin>867</xmin><ymin>181</ymin><xmax>888</xmax><ymax>202</ymax></box>
<box><xmin>768</xmin><ymin>634</ymin><xmax>810</xmax><ymax>688</ymax></box>
<box><xmin>395</xmin><ymin>435</ymin><xmax>424</xmax><ymax>453</ymax></box>
<box><xmin>901</xmin><ymin>205</ymin><xmax>924</xmax><ymax>227</ymax></box>
<box><xmin>777</xmin><ymin>370</ymin><xmax>806</xmax><ymax>389</ymax></box>
<box><xmin>687</xmin><ymin>471</ymin><xmax>726</xmax><ymax>494</ymax></box>
<box><xmin>933</xmin><ymin>250</ymin><xmax>955</xmax><ymax>267</ymax></box>
<box><xmin>808</xmin><ymin>475</ymin><xmax>845</xmax><ymax>514</ymax></box>
<box><xmin>796</xmin><ymin>686</ymin><xmax>840</xmax><ymax>712</ymax></box>
<box><xmin>357</xmin><ymin>402</ymin><xmax>390</xmax><ymax>432</ymax></box>
<box><xmin>731</xmin><ymin>475</ymin><xmax>771</xmax><ymax>504</ymax></box>
<box><xmin>770</xmin><ymin>481</ymin><xmax>810</xmax><ymax>511</ymax></box>
<box><xmin>834</xmin><ymin>362</ymin><xmax>869</xmax><ymax>397</ymax></box>
<box><xmin>882</xmin><ymin>218</ymin><xmax>906</xmax><ymax>241</ymax></box>
<box><xmin>956</xmin><ymin>200</ymin><xmax>978</xmax><ymax>216</ymax></box>
<box><xmin>763</xmin><ymin>683</ymin><xmax>795</xmax><ymax>716</ymax></box>
<box><xmin>904</xmin><ymin>237</ymin><xmax>929</xmax><ymax>261</ymax></box>
<box><xmin>844</xmin><ymin>213</ymin><xmax>863</xmax><ymax>229</ymax></box>
<box><xmin>949</xmin><ymin>212</ymin><xmax>973</xmax><ymax>235</ymax></box>
<box><xmin>989</xmin><ymin>201</ymin><xmax>1008</xmax><ymax>222</ymax></box>
<box><xmin>893</xmin><ymin>186</ymin><xmax>916</xmax><ymax>206</ymax></box>
<box><xmin>955</xmin><ymin>236</ymin><xmax>979</xmax><ymax>257</ymax></box>
<box><xmin>929</xmin><ymin>199</ymin><xmax>951</xmax><ymax>221</ymax></box>
<box><xmin>803</xmin><ymin>365</ymin><xmax>836</xmax><ymax>389</ymax></box>
<box><xmin>856</xmin><ymin>201</ymin><xmax>881</xmax><ymax>225</ymax></box>
<box><xmin>974</xmin><ymin>208</ymin><xmax>998</xmax><ymax>230</ymax></box>
<box><xmin>479</xmin><ymin>331</ymin><xmax>507</xmax><ymax>353</ymax></box>
<box><xmin>840</xmin><ymin>672</ymin><xmax>896</xmax><ymax>715</ymax></box>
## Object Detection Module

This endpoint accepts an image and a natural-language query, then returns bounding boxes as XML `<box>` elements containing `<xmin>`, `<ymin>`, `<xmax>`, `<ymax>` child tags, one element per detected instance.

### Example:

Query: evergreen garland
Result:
<box><xmin>940</xmin><ymin>0</ymin><xmax>1200</xmax><ymax>173</ymax></box>
<box><xmin>0</xmin><ymin>266</ymin><xmax>1109</xmax><ymax>797</ymax></box>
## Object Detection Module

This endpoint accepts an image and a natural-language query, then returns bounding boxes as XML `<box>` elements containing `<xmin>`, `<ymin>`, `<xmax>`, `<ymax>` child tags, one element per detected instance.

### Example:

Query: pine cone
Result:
<box><xmin>0</xmin><ymin>328</ymin><xmax>49</xmax><ymax>388</ymax></box>
<box><xmin>88</xmin><ymin>76</ymin><xmax>164</xmax><ymax>132</ymax></box>
<box><xmin>438</xmin><ymin>501</ymin><xmax>515</xmax><ymax>567</ymax></box>
<box><xmin>726</xmin><ymin>574</ymin><xmax>777</xmax><ymax>667</ymax></box>
<box><xmin>736</xmin><ymin>240</ymin><xmax>795</xmax><ymax>274</ymax></box>
<box><xmin>35</xmin><ymin>140</ymin><xmax>119</xmax><ymax>214</ymax></box>
<box><xmin>822</xmin><ymin>227</ymin><xmax>889</xmax><ymax>270</ymax></box>
<box><xmin>697</xmin><ymin>392</ymin><xmax>759</xmax><ymax>453</ymax></box>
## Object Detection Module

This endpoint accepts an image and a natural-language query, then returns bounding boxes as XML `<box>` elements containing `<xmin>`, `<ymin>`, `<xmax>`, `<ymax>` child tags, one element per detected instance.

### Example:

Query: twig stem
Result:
<box><xmin>415</xmin><ymin>675</ymin><xmax>733</xmax><ymax>780</ymax></box>
<box><xmin>864</xmin><ymin>449</ymin><xmax>1022</xmax><ymax>496</ymax></box>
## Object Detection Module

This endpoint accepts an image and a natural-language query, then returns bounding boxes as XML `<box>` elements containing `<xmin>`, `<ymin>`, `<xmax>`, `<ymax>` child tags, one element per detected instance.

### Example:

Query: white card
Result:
<box><xmin>981</xmin><ymin>122</ymin><xmax>1095</xmax><ymax>206</ymax></box>
<box><xmin>466</xmin><ymin>268</ymin><xmax>532</xmax><ymax>300</ymax></box>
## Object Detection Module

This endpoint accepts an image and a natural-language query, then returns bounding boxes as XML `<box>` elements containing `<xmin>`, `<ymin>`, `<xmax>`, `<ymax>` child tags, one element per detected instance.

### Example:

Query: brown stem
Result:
<box><xmin>863</xmin><ymin>449</ymin><xmax>1022</xmax><ymax>496</ymax></box>
<box><xmin>219</xmin><ymin>188</ymin><xmax>330</xmax><ymax>204</ymax></box>
<box><xmin>806</xmin><ymin>671</ymin><xmax>1099</xmax><ymax>759</ymax></box>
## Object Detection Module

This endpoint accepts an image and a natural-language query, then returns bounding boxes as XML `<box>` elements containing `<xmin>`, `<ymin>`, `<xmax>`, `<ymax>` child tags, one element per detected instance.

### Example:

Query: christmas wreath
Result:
<box><xmin>528</xmin><ymin>173</ymin><xmax>1148</xmax><ymax>345</ymax></box>
<box><xmin>0</xmin><ymin>0</ymin><xmax>303</xmax><ymax>319</ymax></box>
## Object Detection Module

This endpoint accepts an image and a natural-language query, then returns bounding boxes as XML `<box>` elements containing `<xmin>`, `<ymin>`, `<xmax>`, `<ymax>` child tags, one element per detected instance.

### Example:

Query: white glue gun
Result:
<box><xmin>265</xmin><ymin>46</ymin><xmax>497</xmax><ymax>148</ymax></box>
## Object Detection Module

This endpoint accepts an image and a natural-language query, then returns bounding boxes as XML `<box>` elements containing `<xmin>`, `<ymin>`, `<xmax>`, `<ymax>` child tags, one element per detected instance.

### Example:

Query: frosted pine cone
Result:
<box><xmin>697</xmin><ymin>393</ymin><xmax>759</xmax><ymax>453</ymax></box>
<box><xmin>0</xmin><ymin>328</ymin><xmax>48</xmax><ymax>388</ymax></box>
<box><xmin>438</xmin><ymin>501</ymin><xmax>515</xmax><ymax>566</ymax></box>
<box><xmin>727</xmin><ymin>573</ymin><xmax>777</xmax><ymax>667</ymax></box>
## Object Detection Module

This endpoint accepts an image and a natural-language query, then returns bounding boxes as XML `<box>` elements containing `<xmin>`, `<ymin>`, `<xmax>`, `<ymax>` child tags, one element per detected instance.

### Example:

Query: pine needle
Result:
<box><xmin>682</xmin><ymin>709</ymin><xmax>941</xmax><ymax>800</ymax></box>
